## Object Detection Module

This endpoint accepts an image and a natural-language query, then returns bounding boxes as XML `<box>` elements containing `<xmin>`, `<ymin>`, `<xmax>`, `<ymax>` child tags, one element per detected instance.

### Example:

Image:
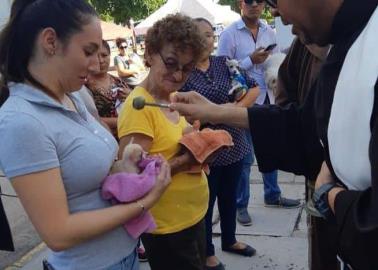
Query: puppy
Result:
<box><xmin>226</xmin><ymin>58</ymin><xmax>249</xmax><ymax>101</ymax></box>
<box><xmin>262</xmin><ymin>53</ymin><xmax>286</xmax><ymax>96</ymax></box>
<box><xmin>111</xmin><ymin>142</ymin><xmax>145</xmax><ymax>174</ymax></box>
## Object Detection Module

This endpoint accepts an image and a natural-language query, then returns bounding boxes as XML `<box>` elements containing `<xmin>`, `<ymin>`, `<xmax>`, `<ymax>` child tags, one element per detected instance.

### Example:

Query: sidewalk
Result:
<box><xmin>1</xmin><ymin>166</ymin><xmax>308</xmax><ymax>270</ymax></box>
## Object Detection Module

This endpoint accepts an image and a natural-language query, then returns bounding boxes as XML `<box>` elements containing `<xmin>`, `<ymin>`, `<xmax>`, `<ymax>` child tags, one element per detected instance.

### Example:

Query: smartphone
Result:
<box><xmin>264</xmin><ymin>43</ymin><xmax>277</xmax><ymax>52</ymax></box>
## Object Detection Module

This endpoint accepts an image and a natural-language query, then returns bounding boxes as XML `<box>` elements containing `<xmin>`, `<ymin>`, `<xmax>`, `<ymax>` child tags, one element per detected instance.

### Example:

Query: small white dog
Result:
<box><xmin>262</xmin><ymin>53</ymin><xmax>286</xmax><ymax>97</ymax></box>
<box><xmin>225</xmin><ymin>58</ymin><xmax>249</xmax><ymax>101</ymax></box>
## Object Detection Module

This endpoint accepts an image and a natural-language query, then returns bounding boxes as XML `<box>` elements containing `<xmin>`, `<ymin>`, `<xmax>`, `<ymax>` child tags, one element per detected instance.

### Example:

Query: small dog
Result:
<box><xmin>102</xmin><ymin>140</ymin><xmax>159</xmax><ymax>239</ymax></box>
<box><xmin>262</xmin><ymin>53</ymin><xmax>286</xmax><ymax>96</ymax></box>
<box><xmin>111</xmin><ymin>141</ymin><xmax>145</xmax><ymax>174</ymax></box>
<box><xmin>226</xmin><ymin>58</ymin><xmax>248</xmax><ymax>101</ymax></box>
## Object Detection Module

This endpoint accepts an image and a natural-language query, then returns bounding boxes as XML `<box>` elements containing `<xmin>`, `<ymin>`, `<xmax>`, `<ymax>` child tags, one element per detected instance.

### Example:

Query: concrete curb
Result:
<box><xmin>4</xmin><ymin>242</ymin><xmax>46</xmax><ymax>269</ymax></box>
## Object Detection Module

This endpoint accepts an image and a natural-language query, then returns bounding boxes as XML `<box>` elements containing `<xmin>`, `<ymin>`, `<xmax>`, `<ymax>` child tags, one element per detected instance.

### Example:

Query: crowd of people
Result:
<box><xmin>0</xmin><ymin>0</ymin><xmax>377</xmax><ymax>270</ymax></box>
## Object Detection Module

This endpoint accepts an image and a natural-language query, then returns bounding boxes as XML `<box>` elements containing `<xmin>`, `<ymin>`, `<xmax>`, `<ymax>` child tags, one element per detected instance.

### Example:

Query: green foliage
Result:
<box><xmin>217</xmin><ymin>1</ymin><xmax>273</xmax><ymax>24</ymax></box>
<box><xmin>88</xmin><ymin>0</ymin><xmax>274</xmax><ymax>25</ymax></box>
<box><xmin>262</xmin><ymin>7</ymin><xmax>274</xmax><ymax>24</ymax></box>
<box><xmin>88</xmin><ymin>0</ymin><xmax>167</xmax><ymax>24</ymax></box>
<box><xmin>218</xmin><ymin>0</ymin><xmax>240</xmax><ymax>13</ymax></box>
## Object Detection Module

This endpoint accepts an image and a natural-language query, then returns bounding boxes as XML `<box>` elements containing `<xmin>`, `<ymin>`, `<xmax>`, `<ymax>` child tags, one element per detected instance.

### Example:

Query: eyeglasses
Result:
<box><xmin>265</xmin><ymin>0</ymin><xmax>277</xmax><ymax>8</ymax></box>
<box><xmin>244</xmin><ymin>0</ymin><xmax>265</xmax><ymax>5</ymax></box>
<box><xmin>158</xmin><ymin>51</ymin><xmax>195</xmax><ymax>74</ymax></box>
<box><xmin>119</xmin><ymin>46</ymin><xmax>127</xmax><ymax>49</ymax></box>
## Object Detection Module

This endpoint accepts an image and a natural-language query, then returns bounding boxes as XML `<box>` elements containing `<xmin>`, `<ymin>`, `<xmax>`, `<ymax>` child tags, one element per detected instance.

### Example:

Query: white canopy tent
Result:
<box><xmin>101</xmin><ymin>21</ymin><xmax>133</xmax><ymax>41</ymax></box>
<box><xmin>135</xmin><ymin>0</ymin><xmax>240</xmax><ymax>36</ymax></box>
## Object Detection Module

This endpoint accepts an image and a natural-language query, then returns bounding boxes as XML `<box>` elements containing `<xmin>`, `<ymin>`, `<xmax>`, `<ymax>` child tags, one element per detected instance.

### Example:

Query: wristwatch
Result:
<box><xmin>313</xmin><ymin>183</ymin><xmax>337</xmax><ymax>220</ymax></box>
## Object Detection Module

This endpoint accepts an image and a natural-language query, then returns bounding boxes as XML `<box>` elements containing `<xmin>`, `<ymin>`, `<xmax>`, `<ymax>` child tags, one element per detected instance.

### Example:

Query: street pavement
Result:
<box><xmin>1</xmin><ymin>165</ymin><xmax>308</xmax><ymax>270</ymax></box>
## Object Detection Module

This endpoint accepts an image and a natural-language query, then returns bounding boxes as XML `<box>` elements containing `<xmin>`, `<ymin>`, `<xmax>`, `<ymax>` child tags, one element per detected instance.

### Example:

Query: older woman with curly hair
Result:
<box><xmin>117</xmin><ymin>14</ymin><xmax>208</xmax><ymax>270</ymax></box>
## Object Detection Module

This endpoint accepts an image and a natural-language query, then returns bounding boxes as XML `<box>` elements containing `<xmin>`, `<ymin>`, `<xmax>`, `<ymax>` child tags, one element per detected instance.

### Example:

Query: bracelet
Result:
<box><xmin>136</xmin><ymin>200</ymin><xmax>145</xmax><ymax>214</ymax></box>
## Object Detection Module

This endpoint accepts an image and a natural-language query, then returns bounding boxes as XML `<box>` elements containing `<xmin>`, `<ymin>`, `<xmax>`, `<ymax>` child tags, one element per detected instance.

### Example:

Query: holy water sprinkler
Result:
<box><xmin>132</xmin><ymin>96</ymin><xmax>170</xmax><ymax>110</ymax></box>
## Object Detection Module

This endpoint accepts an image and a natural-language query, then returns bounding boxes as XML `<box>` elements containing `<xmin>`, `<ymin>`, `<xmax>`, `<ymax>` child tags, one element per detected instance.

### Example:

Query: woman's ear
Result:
<box><xmin>39</xmin><ymin>27</ymin><xmax>59</xmax><ymax>57</ymax></box>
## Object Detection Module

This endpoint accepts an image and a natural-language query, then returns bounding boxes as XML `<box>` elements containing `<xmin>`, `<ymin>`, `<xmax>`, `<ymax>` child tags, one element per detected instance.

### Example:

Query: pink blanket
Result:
<box><xmin>102</xmin><ymin>157</ymin><xmax>162</xmax><ymax>238</ymax></box>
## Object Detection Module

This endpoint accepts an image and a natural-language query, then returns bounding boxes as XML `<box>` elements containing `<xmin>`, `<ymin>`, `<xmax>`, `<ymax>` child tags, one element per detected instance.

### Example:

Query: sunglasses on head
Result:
<box><xmin>244</xmin><ymin>0</ymin><xmax>265</xmax><ymax>5</ymax></box>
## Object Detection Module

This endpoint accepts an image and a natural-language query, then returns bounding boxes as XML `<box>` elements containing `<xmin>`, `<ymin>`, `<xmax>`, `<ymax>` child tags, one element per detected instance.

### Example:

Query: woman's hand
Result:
<box><xmin>236</xmin><ymin>87</ymin><xmax>260</xmax><ymax>108</ymax></box>
<box><xmin>169</xmin><ymin>150</ymin><xmax>200</xmax><ymax>175</ymax></box>
<box><xmin>152</xmin><ymin>159</ymin><xmax>171</xmax><ymax>195</ymax></box>
<box><xmin>141</xmin><ymin>158</ymin><xmax>171</xmax><ymax>208</ymax></box>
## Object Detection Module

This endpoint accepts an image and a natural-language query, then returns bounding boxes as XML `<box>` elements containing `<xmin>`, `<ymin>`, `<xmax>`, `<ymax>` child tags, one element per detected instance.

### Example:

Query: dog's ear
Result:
<box><xmin>231</xmin><ymin>59</ymin><xmax>238</xmax><ymax>66</ymax></box>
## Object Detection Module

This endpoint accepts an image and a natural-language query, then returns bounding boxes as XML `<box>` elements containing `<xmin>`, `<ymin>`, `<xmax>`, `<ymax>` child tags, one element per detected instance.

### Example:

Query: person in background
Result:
<box><xmin>77</xmin><ymin>86</ymin><xmax>102</xmax><ymax>122</ymax></box>
<box><xmin>0</xmin><ymin>1</ymin><xmax>171</xmax><ymax>269</ymax></box>
<box><xmin>117</xmin><ymin>14</ymin><xmax>209</xmax><ymax>270</ymax></box>
<box><xmin>181</xmin><ymin>18</ymin><xmax>257</xmax><ymax>270</ymax></box>
<box><xmin>114</xmin><ymin>37</ymin><xmax>148</xmax><ymax>88</ymax></box>
<box><xmin>114</xmin><ymin>38</ymin><xmax>137</xmax><ymax>83</ymax></box>
<box><xmin>86</xmin><ymin>40</ymin><xmax>130</xmax><ymax>137</ymax></box>
<box><xmin>217</xmin><ymin>0</ymin><xmax>300</xmax><ymax>227</ymax></box>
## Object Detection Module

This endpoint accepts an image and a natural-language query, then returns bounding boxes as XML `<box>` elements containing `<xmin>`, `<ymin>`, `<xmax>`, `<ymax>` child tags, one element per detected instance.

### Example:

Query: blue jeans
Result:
<box><xmin>236</xmin><ymin>132</ymin><xmax>281</xmax><ymax>209</ymax></box>
<box><xmin>106</xmin><ymin>249</ymin><xmax>139</xmax><ymax>270</ymax></box>
<box><xmin>262</xmin><ymin>170</ymin><xmax>281</xmax><ymax>203</ymax></box>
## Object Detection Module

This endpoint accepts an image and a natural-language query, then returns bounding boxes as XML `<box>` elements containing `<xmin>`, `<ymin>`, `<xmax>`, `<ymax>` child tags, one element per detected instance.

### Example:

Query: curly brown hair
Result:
<box><xmin>145</xmin><ymin>14</ymin><xmax>206</xmax><ymax>64</ymax></box>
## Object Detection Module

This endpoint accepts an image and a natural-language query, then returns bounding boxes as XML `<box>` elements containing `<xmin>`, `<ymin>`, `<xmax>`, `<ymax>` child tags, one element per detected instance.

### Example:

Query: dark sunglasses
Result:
<box><xmin>119</xmin><ymin>46</ymin><xmax>127</xmax><ymax>49</ymax></box>
<box><xmin>158</xmin><ymin>51</ymin><xmax>195</xmax><ymax>74</ymax></box>
<box><xmin>265</xmin><ymin>0</ymin><xmax>277</xmax><ymax>8</ymax></box>
<box><xmin>244</xmin><ymin>0</ymin><xmax>265</xmax><ymax>5</ymax></box>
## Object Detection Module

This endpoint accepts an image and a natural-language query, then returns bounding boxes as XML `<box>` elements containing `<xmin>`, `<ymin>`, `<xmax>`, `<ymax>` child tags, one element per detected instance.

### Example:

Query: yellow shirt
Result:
<box><xmin>118</xmin><ymin>87</ymin><xmax>209</xmax><ymax>234</ymax></box>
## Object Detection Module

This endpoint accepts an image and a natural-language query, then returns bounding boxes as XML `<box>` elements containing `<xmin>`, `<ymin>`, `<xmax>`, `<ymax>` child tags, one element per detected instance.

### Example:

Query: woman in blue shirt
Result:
<box><xmin>0</xmin><ymin>1</ymin><xmax>170</xmax><ymax>269</ymax></box>
<box><xmin>181</xmin><ymin>18</ymin><xmax>258</xmax><ymax>270</ymax></box>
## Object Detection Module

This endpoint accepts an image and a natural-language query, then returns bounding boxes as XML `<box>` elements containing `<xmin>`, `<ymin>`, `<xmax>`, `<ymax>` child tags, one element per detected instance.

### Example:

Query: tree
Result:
<box><xmin>218</xmin><ymin>0</ymin><xmax>274</xmax><ymax>24</ymax></box>
<box><xmin>218</xmin><ymin>0</ymin><xmax>240</xmax><ymax>13</ymax></box>
<box><xmin>88</xmin><ymin>0</ymin><xmax>166</xmax><ymax>24</ymax></box>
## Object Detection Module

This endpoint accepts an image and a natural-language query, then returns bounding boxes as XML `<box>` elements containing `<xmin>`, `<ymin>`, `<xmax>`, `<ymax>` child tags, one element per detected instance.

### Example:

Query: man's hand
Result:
<box><xmin>170</xmin><ymin>91</ymin><xmax>219</xmax><ymax>124</ymax></box>
<box><xmin>315</xmin><ymin>162</ymin><xmax>335</xmax><ymax>190</ymax></box>
<box><xmin>250</xmin><ymin>47</ymin><xmax>270</xmax><ymax>65</ymax></box>
<box><xmin>315</xmin><ymin>162</ymin><xmax>346</xmax><ymax>213</ymax></box>
<box><xmin>170</xmin><ymin>91</ymin><xmax>250</xmax><ymax>129</ymax></box>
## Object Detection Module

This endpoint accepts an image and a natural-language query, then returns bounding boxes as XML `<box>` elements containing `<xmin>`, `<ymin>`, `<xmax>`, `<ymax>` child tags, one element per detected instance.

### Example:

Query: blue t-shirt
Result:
<box><xmin>0</xmin><ymin>83</ymin><xmax>137</xmax><ymax>270</ymax></box>
<box><xmin>181</xmin><ymin>56</ymin><xmax>255</xmax><ymax>166</ymax></box>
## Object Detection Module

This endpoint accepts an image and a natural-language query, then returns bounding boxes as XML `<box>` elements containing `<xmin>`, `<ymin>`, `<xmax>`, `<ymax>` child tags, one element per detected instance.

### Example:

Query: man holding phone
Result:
<box><xmin>217</xmin><ymin>0</ymin><xmax>300</xmax><ymax>229</ymax></box>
